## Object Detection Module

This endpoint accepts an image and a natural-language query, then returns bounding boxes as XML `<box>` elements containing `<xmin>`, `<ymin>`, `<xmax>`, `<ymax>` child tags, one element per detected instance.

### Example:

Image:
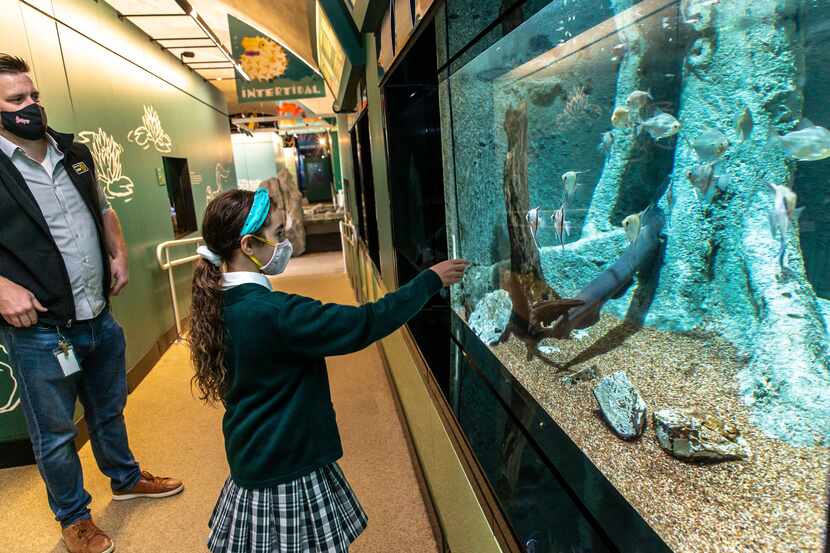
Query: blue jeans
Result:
<box><xmin>1</xmin><ymin>310</ymin><xmax>141</xmax><ymax>527</ymax></box>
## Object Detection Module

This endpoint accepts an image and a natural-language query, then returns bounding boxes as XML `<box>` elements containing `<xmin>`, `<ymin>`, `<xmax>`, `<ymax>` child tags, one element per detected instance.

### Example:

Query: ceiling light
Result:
<box><xmin>174</xmin><ymin>0</ymin><xmax>251</xmax><ymax>81</ymax></box>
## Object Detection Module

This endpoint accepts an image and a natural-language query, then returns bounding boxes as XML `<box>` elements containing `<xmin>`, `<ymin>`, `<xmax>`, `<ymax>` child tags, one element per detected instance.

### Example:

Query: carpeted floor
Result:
<box><xmin>0</xmin><ymin>252</ymin><xmax>440</xmax><ymax>553</ymax></box>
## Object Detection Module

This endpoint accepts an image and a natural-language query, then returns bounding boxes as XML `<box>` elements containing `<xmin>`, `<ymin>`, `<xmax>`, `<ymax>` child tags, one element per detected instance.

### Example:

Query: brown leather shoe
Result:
<box><xmin>61</xmin><ymin>519</ymin><xmax>114</xmax><ymax>553</ymax></box>
<box><xmin>112</xmin><ymin>470</ymin><xmax>184</xmax><ymax>501</ymax></box>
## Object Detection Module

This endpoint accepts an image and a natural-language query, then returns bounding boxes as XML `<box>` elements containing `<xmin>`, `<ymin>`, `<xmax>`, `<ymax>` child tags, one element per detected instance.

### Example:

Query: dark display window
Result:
<box><xmin>350</xmin><ymin>113</ymin><xmax>381</xmax><ymax>271</ymax></box>
<box><xmin>382</xmin><ymin>20</ymin><xmax>452</xmax><ymax>395</ymax></box>
<box><xmin>162</xmin><ymin>156</ymin><xmax>197</xmax><ymax>238</ymax></box>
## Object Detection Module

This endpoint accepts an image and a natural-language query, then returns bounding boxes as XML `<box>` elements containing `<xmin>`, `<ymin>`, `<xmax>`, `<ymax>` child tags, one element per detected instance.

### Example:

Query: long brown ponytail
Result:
<box><xmin>189</xmin><ymin>189</ymin><xmax>271</xmax><ymax>404</ymax></box>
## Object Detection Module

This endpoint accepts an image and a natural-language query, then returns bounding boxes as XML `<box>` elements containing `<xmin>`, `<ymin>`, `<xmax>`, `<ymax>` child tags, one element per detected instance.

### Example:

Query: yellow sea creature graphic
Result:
<box><xmin>240</xmin><ymin>36</ymin><xmax>289</xmax><ymax>82</ymax></box>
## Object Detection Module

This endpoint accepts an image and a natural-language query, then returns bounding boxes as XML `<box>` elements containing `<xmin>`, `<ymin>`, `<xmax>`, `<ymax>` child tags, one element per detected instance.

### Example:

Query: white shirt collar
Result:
<box><xmin>222</xmin><ymin>271</ymin><xmax>273</xmax><ymax>291</ymax></box>
<box><xmin>0</xmin><ymin>132</ymin><xmax>60</xmax><ymax>159</ymax></box>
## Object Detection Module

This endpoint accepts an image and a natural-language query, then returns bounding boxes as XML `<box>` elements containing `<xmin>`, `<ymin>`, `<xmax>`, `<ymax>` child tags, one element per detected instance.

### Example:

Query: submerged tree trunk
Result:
<box><xmin>497</xmin><ymin>103</ymin><xmax>563</xmax><ymax>500</ymax></box>
<box><xmin>648</xmin><ymin>0</ymin><xmax>830</xmax><ymax>445</ymax></box>
<box><xmin>498</xmin><ymin>102</ymin><xmax>562</xmax><ymax>359</ymax></box>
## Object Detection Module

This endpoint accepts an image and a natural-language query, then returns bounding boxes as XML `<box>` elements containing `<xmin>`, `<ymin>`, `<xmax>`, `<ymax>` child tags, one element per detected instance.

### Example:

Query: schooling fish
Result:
<box><xmin>638</xmin><ymin>110</ymin><xmax>681</xmax><ymax>141</ymax></box>
<box><xmin>561</xmin><ymin>170</ymin><xmax>587</xmax><ymax>201</ymax></box>
<box><xmin>611</xmin><ymin>106</ymin><xmax>632</xmax><ymax>129</ymax></box>
<box><xmin>527</xmin><ymin>207</ymin><xmax>542</xmax><ymax>249</ymax></box>
<box><xmin>622</xmin><ymin>212</ymin><xmax>642</xmax><ymax>244</ymax></box>
<box><xmin>768</xmin><ymin>119</ymin><xmax>830</xmax><ymax>162</ymax></box>
<box><xmin>767</xmin><ymin>183</ymin><xmax>804</xmax><ymax>269</ymax></box>
<box><xmin>686</xmin><ymin>163</ymin><xmax>716</xmax><ymax>199</ymax></box>
<box><xmin>598</xmin><ymin>131</ymin><xmax>614</xmax><ymax>155</ymax></box>
<box><xmin>551</xmin><ymin>204</ymin><xmax>571</xmax><ymax>251</ymax></box>
<box><xmin>626</xmin><ymin>90</ymin><xmax>653</xmax><ymax>111</ymax></box>
<box><xmin>686</xmin><ymin>162</ymin><xmax>729</xmax><ymax>202</ymax></box>
<box><xmin>735</xmin><ymin>107</ymin><xmax>753</xmax><ymax>142</ymax></box>
<box><xmin>689</xmin><ymin>128</ymin><xmax>730</xmax><ymax>161</ymax></box>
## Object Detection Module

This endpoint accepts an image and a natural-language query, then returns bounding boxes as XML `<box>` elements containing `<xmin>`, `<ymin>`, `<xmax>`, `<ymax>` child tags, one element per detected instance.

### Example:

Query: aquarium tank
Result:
<box><xmin>440</xmin><ymin>0</ymin><xmax>830</xmax><ymax>551</ymax></box>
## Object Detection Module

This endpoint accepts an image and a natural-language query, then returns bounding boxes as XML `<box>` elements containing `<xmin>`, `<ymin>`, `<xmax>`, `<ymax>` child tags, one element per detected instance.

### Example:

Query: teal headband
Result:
<box><xmin>240</xmin><ymin>188</ymin><xmax>271</xmax><ymax>237</ymax></box>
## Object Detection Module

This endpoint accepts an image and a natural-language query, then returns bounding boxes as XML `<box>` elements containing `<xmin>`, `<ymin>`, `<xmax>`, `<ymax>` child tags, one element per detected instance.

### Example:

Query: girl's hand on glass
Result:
<box><xmin>429</xmin><ymin>259</ymin><xmax>470</xmax><ymax>287</ymax></box>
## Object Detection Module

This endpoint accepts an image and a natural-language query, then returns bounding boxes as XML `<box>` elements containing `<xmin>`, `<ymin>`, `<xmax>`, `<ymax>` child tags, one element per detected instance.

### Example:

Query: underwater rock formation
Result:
<box><xmin>643</xmin><ymin>0</ymin><xmax>830</xmax><ymax>447</ymax></box>
<box><xmin>469</xmin><ymin>289</ymin><xmax>513</xmax><ymax>346</ymax></box>
<box><xmin>593</xmin><ymin>371</ymin><xmax>647</xmax><ymax>439</ymax></box>
<box><xmin>582</xmin><ymin>0</ymin><xmax>652</xmax><ymax>235</ymax></box>
<box><xmin>653</xmin><ymin>408</ymin><xmax>752</xmax><ymax>462</ymax></box>
<box><xmin>260</xmin><ymin>169</ymin><xmax>306</xmax><ymax>256</ymax></box>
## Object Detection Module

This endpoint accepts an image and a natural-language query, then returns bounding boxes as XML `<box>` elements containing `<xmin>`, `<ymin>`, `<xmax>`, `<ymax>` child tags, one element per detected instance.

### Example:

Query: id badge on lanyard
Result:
<box><xmin>53</xmin><ymin>332</ymin><xmax>81</xmax><ymax>377</ymax></box>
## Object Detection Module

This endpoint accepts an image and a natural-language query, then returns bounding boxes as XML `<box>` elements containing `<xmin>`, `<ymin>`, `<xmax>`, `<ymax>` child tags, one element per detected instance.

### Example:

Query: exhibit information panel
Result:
<box><xmin>442</xmin><ymin>0</ymin><xmax>830</xmax><ymax>551</ymax></box>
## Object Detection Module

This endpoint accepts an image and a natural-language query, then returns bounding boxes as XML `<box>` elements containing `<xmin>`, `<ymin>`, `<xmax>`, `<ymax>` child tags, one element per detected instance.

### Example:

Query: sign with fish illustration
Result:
<box><xmin>127</xmin><ymin>105</ymin><xmax>173</xmax><ymax>153</ymax></box>
<box><xmin>77</xmin><ymin>128</ymin><xmax>135</xmax><ymax>203</ymax></box>
<box><xmin>228</xmin><ymin>15</ymin><xmax>325</xmax><ymax>103</ymax></box>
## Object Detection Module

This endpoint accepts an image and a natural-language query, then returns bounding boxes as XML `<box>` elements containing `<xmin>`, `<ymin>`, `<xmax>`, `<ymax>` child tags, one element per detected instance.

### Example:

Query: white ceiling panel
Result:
<box><xmin>128</xmin><ymin>16</ymin><xmax>204</xmax><ymax>39</ymax></box>
<box><xmin>195</xmin><ymin>68</ymin><xmax>236</xmax><ymax>80</ymax></box>
<box><xmin>168</xmin><ymin>46</ymin><xmax>227</xmax><ymax>63</ymax></box>
<box><xmin>157</xmin><ymin>38</ymin><xmax>215</xmax><ymax>48</ymax></box>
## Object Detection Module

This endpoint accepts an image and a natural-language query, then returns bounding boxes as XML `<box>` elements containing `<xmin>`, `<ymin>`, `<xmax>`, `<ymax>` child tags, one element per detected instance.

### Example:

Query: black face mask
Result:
<box><xmin>1</xmin><ymin>103</ymin><xmax>46</xmax><ymax>140</ymax></box>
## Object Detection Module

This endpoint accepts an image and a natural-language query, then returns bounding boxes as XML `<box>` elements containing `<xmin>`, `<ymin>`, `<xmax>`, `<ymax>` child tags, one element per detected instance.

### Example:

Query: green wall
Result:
<box><xmin>330</xmin><ymin>131</ymin><xmax>343</xmax><ymax>191</ymax></box>
<box><xmin>0</xmin><ymin>0</ymin><xmax>235</xmax><ymax>442</ymax></box>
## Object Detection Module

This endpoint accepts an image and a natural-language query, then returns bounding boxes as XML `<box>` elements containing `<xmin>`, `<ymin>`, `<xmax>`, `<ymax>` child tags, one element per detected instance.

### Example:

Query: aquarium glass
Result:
<box><xmin>442</xmin><ymin>0</ymin><xmax>830</xmax><ymax>551</ymax></box>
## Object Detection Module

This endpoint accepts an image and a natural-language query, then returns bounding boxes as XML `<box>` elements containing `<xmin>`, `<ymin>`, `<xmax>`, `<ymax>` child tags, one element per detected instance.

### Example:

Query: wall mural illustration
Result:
<box><xmin>128</xmin><ymin>105</ymin><xmax>173</xmax><ymax>153</ymax></box>
<box><xmin>207</xmin><ymin>163</ymin><xmax>231</xmax><ymax>201</ymax></box>
<box><xmin>78</xmin><ymin>128</ymin><xmax>136</xmax><ymax>203</ymax></box>
<box><xmin>0</xmin><ymin>344</ymin><xmax>20</xmax><ymax>415</ymax></box>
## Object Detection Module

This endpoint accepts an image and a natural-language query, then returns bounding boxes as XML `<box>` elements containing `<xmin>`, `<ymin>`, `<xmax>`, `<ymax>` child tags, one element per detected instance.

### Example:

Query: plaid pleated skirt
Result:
<box><xmin>208</xmin><ymin>463</ymin><xmax>368</xmax><ymax>553</ymax></box>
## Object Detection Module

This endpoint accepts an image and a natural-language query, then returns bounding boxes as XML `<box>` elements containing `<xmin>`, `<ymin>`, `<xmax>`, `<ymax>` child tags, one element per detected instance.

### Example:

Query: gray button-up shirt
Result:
<box><xmin>0</xmin><ymin>133</ymin><xmax>112</xmax><ymax>321</ymax></box>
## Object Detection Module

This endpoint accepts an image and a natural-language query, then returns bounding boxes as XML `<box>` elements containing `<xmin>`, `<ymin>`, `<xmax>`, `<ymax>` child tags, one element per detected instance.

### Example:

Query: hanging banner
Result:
<box><xmin>228</xmin><ymin>15</ymin><xmax>326</xmax><ymax>103</ymax></box>
<box><xmin>316</xmin><ymin>2</ymin><xmax>347</xmax><ymax>96</ymax></box>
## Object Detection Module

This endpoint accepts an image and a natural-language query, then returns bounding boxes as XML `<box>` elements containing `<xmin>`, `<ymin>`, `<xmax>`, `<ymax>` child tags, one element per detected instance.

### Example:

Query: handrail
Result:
<box><xmin>156</xmin><ymin>236</ymin><xmax>204</xmax><ymax>269</ymax></box>
<box><xmin>155</xmin><ymin>235</ymin><xmax>204</xmax><ymax>338</ymax></box>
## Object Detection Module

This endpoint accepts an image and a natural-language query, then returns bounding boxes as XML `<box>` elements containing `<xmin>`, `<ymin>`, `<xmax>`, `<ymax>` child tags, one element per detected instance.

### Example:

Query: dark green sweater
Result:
<box><xmin>221</xmin><ymin>269</ymin><xmax>443</xmax><ymax>488</ymax></box>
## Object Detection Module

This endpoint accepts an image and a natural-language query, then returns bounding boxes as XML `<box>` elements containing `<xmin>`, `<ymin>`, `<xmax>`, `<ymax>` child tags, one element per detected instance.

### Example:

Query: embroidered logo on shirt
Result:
<box><xmin>72</xmin><ymin>162</ymin><xmax>89</xmax><ymax>175</ymax></box>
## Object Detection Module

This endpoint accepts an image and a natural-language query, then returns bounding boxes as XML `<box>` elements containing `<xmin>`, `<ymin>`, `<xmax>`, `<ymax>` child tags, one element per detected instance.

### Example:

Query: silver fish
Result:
<box><xmin>689</xmin><ymin>128</ymin><xmax>730</xmax><ymax>161</ymax></box>
<box><xmin>735</xmin><ymin>107</ymin><xmax>753</xmax><ymax>142</ymax></box>
<box><xmin>626</xmin><ymin>90</ymin><xmax>653</xmax><ymax>111</ymax></box>
<box><xmin>768</xmin><ymin>119</ymin><xmax>830</xmax><ymax>161</ymax></box>
<box><xmin>638</xmin><ymin>110</ymin><xmax>681</xmax><ymax>141</ymax></box>
<box><xmin>686</xmin><ymin>162</ymin><xmax>729</xmax><ymax>201</ymax></box>
<box><xmin>686</xmin><ymin>163</ymin><xmax>715</xmax><ymax>197</ymax></box>
<box><xmin>561</xmin><ymin>170</ymin><xmax>587</xmax><ymax>201</ymax></box>
<box><xmin>622</xmin><ymin>212</ymin><xmax>642</xmax><ymax>243</ymax></box>
<box><xmin>527</xmin><ymin>207</ymin><xmax>542</xmax><ymax>248</ymax></box>
<box><xmin>611</xmin><ymin>106</ymin><xmax>632</xmax><ymax>129</ymax></box>
<box><xmin>598</xmin><ymin>131</ymin><xmax>614</xmax><ymax>155</ymax></box>
<box><xmin>767</xmin><ymin>183</ymin><xmax>804</xmax><ymax>269</ymax></box>
<box><xmin>551</xmin><ymin>204</ymin><xmax>571</xmax><ymax>251</ymax></box>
